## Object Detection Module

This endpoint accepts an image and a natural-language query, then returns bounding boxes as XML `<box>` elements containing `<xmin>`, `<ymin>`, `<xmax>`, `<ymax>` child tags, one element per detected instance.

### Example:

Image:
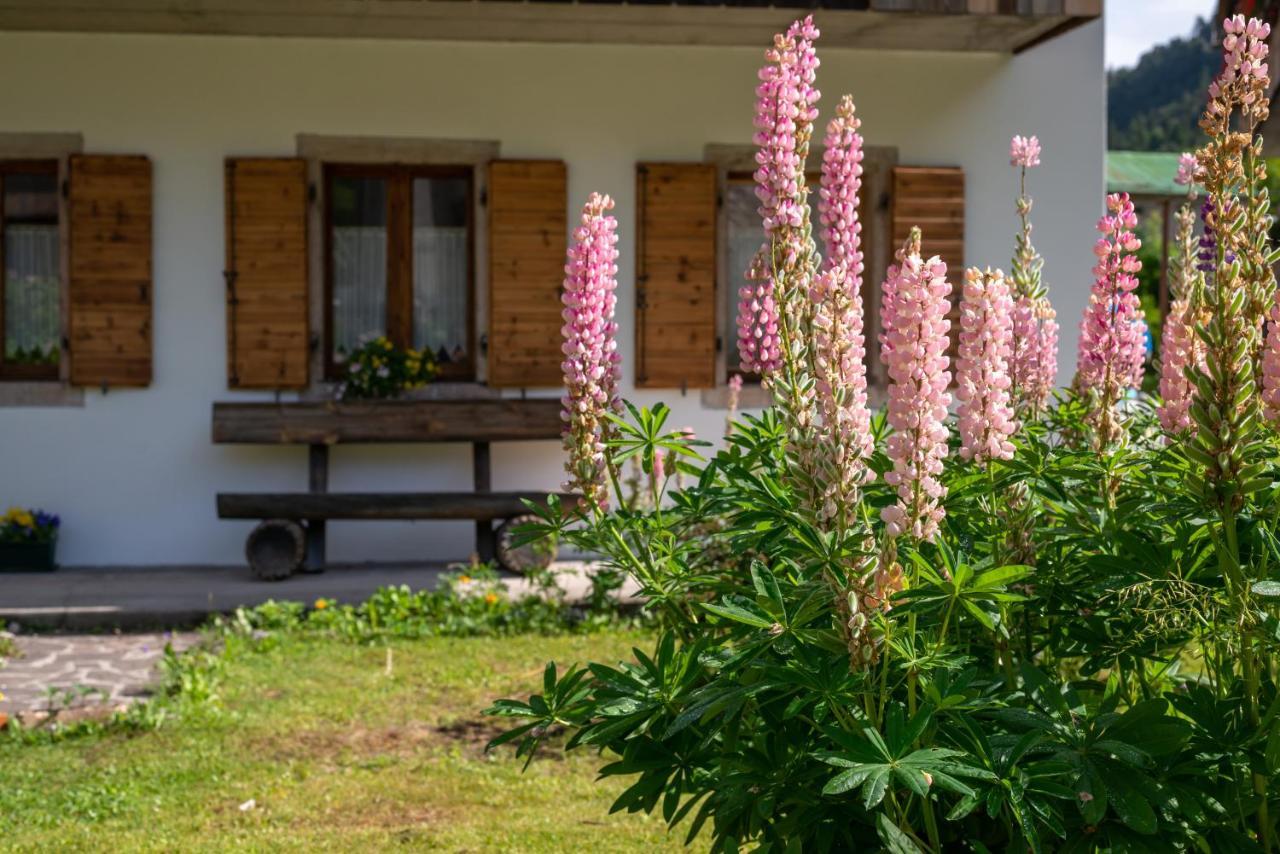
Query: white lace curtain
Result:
<box><xmin>331</xmin><ymin>225</ymin><xmax>468</xmax><ymax>360</ymax></box>
<box><xmin>4</xmin><ymin>224</ymin><xmax>60</xmax><ymax>358</ymax></box>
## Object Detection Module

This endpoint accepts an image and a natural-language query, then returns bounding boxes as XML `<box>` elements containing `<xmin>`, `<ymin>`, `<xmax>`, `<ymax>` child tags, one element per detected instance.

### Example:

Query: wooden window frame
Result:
<box><xmin>322</xmin><ymin>162</ymin><xmax>476</xmax><ymax>382</ymax></box>
<box><xmin>0</xmin><ymin>158</ymin><xmax>61</xmax><ymax>383</ymax></box>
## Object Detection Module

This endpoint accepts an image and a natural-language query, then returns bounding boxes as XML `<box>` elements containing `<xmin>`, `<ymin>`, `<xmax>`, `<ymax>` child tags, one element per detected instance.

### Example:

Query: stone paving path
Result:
<box><xmin>0</xmin><ymin>631</ymin><xmax>199</xmax><ymax>716</ymax></box>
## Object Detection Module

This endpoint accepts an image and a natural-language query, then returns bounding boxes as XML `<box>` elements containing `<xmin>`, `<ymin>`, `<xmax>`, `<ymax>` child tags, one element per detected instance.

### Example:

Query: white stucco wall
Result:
<box><xmin>0</xmin><ymin>20</ymin><xmax>1104</xmax><ymax>566</ymax></box>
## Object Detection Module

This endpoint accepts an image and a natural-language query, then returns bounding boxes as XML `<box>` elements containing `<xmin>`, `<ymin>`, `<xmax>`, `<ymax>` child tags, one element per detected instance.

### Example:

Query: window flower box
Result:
<box><xmin>0</xmin><ymin>537</ymin><xmax>57</xmax><ymax>572</ymax></box>
<box><xmin>0</xmin><ymin>508</ymin><xmax>59</xmax><ymax>572</ymax></box>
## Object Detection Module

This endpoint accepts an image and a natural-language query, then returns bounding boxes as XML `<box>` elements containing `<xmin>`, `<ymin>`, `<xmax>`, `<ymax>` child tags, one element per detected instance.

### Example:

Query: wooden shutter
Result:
<box><xmin>487</xmin><ymin>160</ymin><xmax>566</xmax><ymax>388</ymax></box>
<box><xmin>68</xmin><ymin>154</ymin><xmax>152</xmax><ymax>387</ymax></box>
<box><xmin>224</xmin><ymin>158</ymin><xmax>309</xmax><ymax>389</ymax></box>
<box><xmin>891</xmin><ymin>166</ymin><xmax>964</xmax><ymax>358</ymax></box>
<box><xmin>635</xmin><ymin>163</ymin><xmax>717</xmax><ymax>389</ymax></box>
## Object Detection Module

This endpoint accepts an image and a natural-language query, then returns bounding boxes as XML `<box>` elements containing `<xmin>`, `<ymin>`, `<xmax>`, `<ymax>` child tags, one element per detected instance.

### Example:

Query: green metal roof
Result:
<box><xmin>1106</xmin><ymin>150</ymin><xmax>1198</xmax><ymax>198</ymax></box>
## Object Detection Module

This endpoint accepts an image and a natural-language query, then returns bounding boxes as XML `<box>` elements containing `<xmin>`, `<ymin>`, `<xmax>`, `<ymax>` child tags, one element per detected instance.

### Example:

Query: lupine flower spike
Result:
<box><xmin>956</xmin><ymin>268</ymin><xmax>1017</xmax><ymax>464</ymax></box>
<box><xmin>1075</xmin><ymin>192</ymin><xmax>1146</xmax><ymax>448</ymax></box>
<box><xmin>1193</xmin><ymin>15</ymin><xmax>1273</xmax><ymax>510</ymax></box>
<box><xmin>1158</xmin><ymin>157</ymin><xmax>1206</xmax><ymax>439</ymax></box>
<box><xmin>810</xmin><ymin>94</ymin><xmax>875</xmax><ymax>524</ymax></box>
<box><xmin>1007</xmin><ymin>134</ymin><xmax>1058</xmax><ymax>416</ymax></box>
<box><xmin>752</xmin><ymin>14</ymin><xmax>821</xmax><ymax>364</ymax></box>
<box><xmin>880</xmin><ymin>228</ymin><xmax>953</xmax><ymax>542</ymax></box>
<box><xmin>737</xmin><ymin>248</ymin><xmax>782</xmax><ymax>376</ymax></box>
<box><xmin>560</xmin><ymin>193</ymin><xmax>622</xmax><ymax>510</ymax></box>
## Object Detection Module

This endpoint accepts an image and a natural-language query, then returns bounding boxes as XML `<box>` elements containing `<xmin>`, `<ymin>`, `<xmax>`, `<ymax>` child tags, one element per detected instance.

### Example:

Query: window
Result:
<box><xmin>723</xmin><ymin>171</ymin><xmax>820</xmax><ymax>380</ymax></box>
<box><xmin>324</xmin><ymin>163</ymin><xmax>474</xmax><ymax>380</ymax></box>
<box><xmin>0</xmin><ymin>160</ymin><xmax>60</xmax><ymax>382</ymax></box>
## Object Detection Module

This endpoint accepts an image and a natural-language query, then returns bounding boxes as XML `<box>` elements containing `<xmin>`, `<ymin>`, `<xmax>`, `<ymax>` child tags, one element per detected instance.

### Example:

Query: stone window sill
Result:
<box><xmin>0</xmin><ymin>381</ymin><xmax>84</xmax><ymax>408</ymax></box>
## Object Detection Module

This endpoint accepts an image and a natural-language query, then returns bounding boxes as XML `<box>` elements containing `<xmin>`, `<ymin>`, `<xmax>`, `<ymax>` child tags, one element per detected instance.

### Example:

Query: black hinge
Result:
<box><xmin>61</xmin><ymin>179</ymin><xmax>69</xmax><ymax>200</ymax></box>
<box><xmin>308</xmin><ymin>182</ymin><xmax>317</xmax><ymax>204</ymax></box>
<box><xmin>715</xmin><ymin>335</ymin><xmax>723</xmax><ymax>353</ymax></box>
<box><xmin>479</xmin><ymin>187</ymin><xmax>488</xmax><ymax>207</ymax></box>
<box><xmin>636</xmin><ymin>286</ymin><xmax>648</xmax><ymax>310</ymax></box>
<box><xmin>223</xmin><ymin>270</ymin><xmax>239</xmax><ymax>305</ymax></box>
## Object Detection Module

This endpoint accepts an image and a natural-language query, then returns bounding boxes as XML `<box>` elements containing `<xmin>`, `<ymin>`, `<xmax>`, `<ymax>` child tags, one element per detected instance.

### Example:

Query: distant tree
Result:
<box><xmin>1108</xmin><ymin>17</ymin><xmax>1219</xmax><ymax>152</ymax></box>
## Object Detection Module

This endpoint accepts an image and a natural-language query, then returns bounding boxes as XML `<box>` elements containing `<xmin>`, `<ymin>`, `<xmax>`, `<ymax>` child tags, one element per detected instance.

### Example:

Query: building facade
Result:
<box><xmin>0</xmin><ymin>1</ymin><xmax>1105</xmax><ymax>566</ymax></box>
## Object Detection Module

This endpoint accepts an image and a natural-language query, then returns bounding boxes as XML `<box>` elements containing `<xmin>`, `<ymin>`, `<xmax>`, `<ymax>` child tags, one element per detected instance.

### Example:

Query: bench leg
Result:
<box><xmin>474</xmin><ymin>440</ymin><xmax>495</xmax><ymax>564</ymax></box>
<box><xmin>303</xmin><ymin>444</ymin><xmax>329</xmax><ymax>573</ymax></box>
<box><xmin>305</xmin><ymin>520</ymin><xmax>327</xmax><ymax>572</ymax></box>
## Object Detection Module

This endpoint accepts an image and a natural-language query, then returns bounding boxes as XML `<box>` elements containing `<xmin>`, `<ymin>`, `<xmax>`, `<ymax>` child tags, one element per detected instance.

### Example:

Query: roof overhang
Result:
<box><xmin>0</xmin><ymin>0</ymin><xmax>1101</xmax><ymax>53</ymax></box>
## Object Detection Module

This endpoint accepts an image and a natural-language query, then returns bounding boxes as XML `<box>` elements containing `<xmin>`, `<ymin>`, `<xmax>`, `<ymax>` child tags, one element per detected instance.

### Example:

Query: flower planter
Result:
<box><xmin>0</xmin><ymin>538</ymin><xmax>57</xmax><ymax>572</ymax></box>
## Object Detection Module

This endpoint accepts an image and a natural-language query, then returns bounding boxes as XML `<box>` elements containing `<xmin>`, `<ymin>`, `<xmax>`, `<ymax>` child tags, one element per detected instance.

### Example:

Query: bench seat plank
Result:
<box><xmin>212</xmin><ymin>399</ymin><xmax>565</xmax><ymax>445</ymax></box>
<box><xmin>217</xmin><ymin>491</ymin><xmax>578</xmax><ymax>521</ymax></box>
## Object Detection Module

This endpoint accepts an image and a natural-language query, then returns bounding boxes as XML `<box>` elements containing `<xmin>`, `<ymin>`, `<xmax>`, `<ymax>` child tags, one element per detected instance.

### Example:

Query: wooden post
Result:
<box><xmin>304</xmin><ymin>443</ymin><xmax>329</xmax><ymax>572</ymax></box>
<box><xmin>473</xmin><ymin>440</ymin><xmax>495</xmax><ymax>563</ymax></box>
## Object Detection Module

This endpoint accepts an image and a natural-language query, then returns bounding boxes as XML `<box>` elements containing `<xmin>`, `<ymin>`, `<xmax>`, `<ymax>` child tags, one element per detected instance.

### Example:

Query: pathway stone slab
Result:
<box><xmin>0</xmin><ymin>632</ymin><xmax>199</xmax><ymax>715</ymax></box>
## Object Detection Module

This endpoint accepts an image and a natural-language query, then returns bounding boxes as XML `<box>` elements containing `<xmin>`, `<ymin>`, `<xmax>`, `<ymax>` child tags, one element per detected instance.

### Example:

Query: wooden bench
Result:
<box><xmin>212</xmin><ymin>399</ymin><xmax>576</xmax><ymax>579</ymax></box>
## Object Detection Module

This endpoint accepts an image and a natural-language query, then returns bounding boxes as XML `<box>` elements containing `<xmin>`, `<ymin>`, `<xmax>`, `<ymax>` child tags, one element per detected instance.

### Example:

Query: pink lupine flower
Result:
<box><xmin>560</xmin><ymin>193</ymin><xmax>622</xmax><ymax>509</ymax></box>
<box><xmin>1009</xmin><ymin>135</ymin><xmax>1041</xmax><ymax>168</ymax></box>
<box><xmin>819</xmin><ymin>95</ymin><xmax>865</xmax><ymax>276</ymax></box>
<box><xmin>880</xmin><ymin>230</ymin><xmax>952</xmax><ymax>542</ymax></box>
<box><xmin>1075</xmin><ymin>192</ymin><xmax>1147</xmax><ymax>446</ymax></box>
<box><xmin>1158</xmin><ymin>298</ymin><xmax>1203</xmax><ymax>436</ymax></box>
<box><xmin>807</xmin><ymin>94</ymin><xmax>875</xmax><ymax>522</ymax></box>
<box><xmin>1007</xmin><ymin>133</ymin><xmax>1059</xmax><ymax>414</ymax></box>
<box><xmin>737</xmin><ymin>247</ymin><xmax>783</xmax><ymax>376</ymax></box>
<box><xmin>753</xmin><ymin>16</ymin><xmax>820</xmax><ymax>241</ymax></box>
<box><xmin>956</xmin><ymin>268</ymin><xmax>1017</xmax><ymax>465</ymax></box>
<box><xmin>1175</xmin><ymin>152</ymin><xmax>1199</xmax><ymax>187</ymax></box>
<box><xmin>1031</xmin><ymin>303</ymin><xmax>1059</xmax><ymax>403</ymax></box>
<box><xmin>1261</xmin><ymin>291</ymin><xmax>1280</xmax><ymax>426</ymax></box>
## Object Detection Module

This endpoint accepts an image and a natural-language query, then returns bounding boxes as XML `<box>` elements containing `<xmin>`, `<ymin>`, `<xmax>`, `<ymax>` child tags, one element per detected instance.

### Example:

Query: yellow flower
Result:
<box><xmin>457</xmin><ymin>574</ymin><xmax>471</xmax><ymax>584</ymax></box>
<box><xmin>313</xmin><ymin>599</ymin><xmax>328</xmax><ymax>610</ymax></box>
<box><xmin>484</xmin><ymin>592</ymin><xmax>500</xmax><ymax>605</ymax></box>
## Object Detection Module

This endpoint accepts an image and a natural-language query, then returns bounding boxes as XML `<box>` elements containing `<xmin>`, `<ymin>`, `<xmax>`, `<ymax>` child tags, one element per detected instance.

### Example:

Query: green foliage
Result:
<box><xmin>1108</xmin><ymin>18</ymin><xmax>1219</xmax><ymax>152</ymax></box>
<box><xmin>489</xmin><ymin>401</ymin><xmax>1280</xmax><ymax>851</ymax></box>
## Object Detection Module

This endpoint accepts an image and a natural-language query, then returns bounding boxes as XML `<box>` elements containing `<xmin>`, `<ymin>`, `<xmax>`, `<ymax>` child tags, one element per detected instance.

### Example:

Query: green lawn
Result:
<box><xmin>0</xmin><ymin>630</ymin><xmax>684</xmax><ymax>852</ymax></box>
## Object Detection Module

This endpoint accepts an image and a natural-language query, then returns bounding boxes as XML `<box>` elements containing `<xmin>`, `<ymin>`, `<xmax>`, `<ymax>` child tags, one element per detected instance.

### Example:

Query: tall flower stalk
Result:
<box><xmin>956</xmin><ymin>268</ymin><xmax>1017</xmax><ymax>465</ymax></box>
<box><xmin>1075</xmin><ymin>192</ymin><xmax>1146</xmax><ymax>449</ymax></box>
<box><xmin>880</xmin><ymin>229</ymin><xmax>953</xmax><ymax>543</ymax></box>
<box><xmin>1007</xmin><ymin>135</ymin><xmax>1059</xmax><ymax>418</ymax></box>
<box><xmin>1191</xmin><ymin>18</ymin><xmax>1275</xmax><ymax>848</ymax></box>
<box><xmin>560</xmin><ymin>193</ymin><xmax>622</xmax><ymax>511</ymax></box>
<box><xmin>1157</xmin><ymin>157</ymin><xmax>1206</xmax><ymax>439</ymax></box>
<box><xmin>811</xmin><ymin>95</ymin><xmax>875</xmax><ymax>527</ymax></box>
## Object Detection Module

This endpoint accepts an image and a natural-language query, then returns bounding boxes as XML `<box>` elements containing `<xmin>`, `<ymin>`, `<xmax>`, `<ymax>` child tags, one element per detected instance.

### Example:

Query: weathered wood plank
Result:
<box><xmin>488</xmin><ymin>160</ymin><xmax>566</xmax><ymax>388</ymax></box>
<box><xmin>635</xmin><ymin>162</ymin><xmax>717</xmax><ymax>389</ymax></box>
<box><xmin>211</xmin><ymin>398</ymin><xmax>565</xmax><ymax>444</ymax></box>
<box><xmin>68</xmin><ymin>154</ymin><xmax>152</xmax><ymax>388</ymax></box>
<box><xmin>217</xmin><ymin>490</ymin><xmax>580</xmax><ymax>520</ymax></box>
<box><xmin>225</xmin><ymin>157</ymin><xmax>309</xmax><ymax>389</ymax></box>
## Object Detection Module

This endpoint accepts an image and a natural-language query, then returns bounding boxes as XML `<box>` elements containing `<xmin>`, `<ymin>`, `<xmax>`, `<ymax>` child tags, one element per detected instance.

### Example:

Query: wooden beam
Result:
<box><xmin>0</xmin><ymin>0</ymin><xmax>1099</xmax><ymax>53</ymax></box>
<box><xmin>217</xmin><ymin>491</ymin><xmax>580</xmax><ymax>521</ymax></box>
<box><xmin>211</xmin><ymin>399</ymin><xmax>565</xmax><ymax>444</ymax></box>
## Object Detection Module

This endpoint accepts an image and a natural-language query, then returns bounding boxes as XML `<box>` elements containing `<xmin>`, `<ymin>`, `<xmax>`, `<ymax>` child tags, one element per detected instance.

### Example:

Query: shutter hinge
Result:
<box><xmin>636</xmin><ymin>287</ymin><xmax>647</xmax><ymax>310</ymax></box>
<box><xmin>61</xmin><ymin>179</ymin><xmax>69</xmax><ymax>200</ymax></box>
<box><xmin>308</xmin><ymin>182</ymin><xmax>317</xmax><ymax>205</ymax></box>
<box><xmin>309</xmin><ymin>332</ymin><xmax>320</xmax><ymax>353</ymax></box>
<box><xmin>715</xmin><ymin>335</ymin><xmax>723</xmax><ymax>353</ymax></box>
<box><xmin>479</xmin><ymin>333</ymin><xmax>489</xmax><ymax>356</ymax></box>
<box><xmin>223</xmin><ymin>269</ymin><xmax>239</xmax><ymax>305</ymax></box>
<box><xmin>637</xmin><ymin>164</ymin><xmax>648</xmax><ymax>175</ymax></box>
<box><xmin>716</xmin><ymin>192</ymin><xmax>723</xmax><ymax>210</ymax></box>
<box><xmin>479</xmin><ymin>187</ymin><xmax>488</xmax><ymax>207</ymax></box>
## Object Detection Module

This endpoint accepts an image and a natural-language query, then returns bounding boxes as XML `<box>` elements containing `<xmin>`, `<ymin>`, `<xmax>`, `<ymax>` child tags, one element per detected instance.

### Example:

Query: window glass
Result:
<box><xmin>3</xmin><ymin>168</ymin><xmax>60</xmax><ymax>374</ymax></box>
<box><xmin>725</xmin><ymin>181</ymin><xmax>762</xmax><ymax>376</ymax></box>
<box><xmin>330</xmin><ymin>175</ymin><xmax>387</xmax><ymax>358</ymax></box>
<box><xmin>412</xmin><ymin>175</ymin><xmax>469</xmax><ymax>368</ymax></box>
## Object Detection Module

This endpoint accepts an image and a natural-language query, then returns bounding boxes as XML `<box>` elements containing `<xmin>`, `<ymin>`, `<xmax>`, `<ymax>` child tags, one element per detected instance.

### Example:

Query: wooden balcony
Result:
<box><xmin>0</xmin><ymin>0</ymin><xmax>1101</xmax><ymax>53</ymax></box>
